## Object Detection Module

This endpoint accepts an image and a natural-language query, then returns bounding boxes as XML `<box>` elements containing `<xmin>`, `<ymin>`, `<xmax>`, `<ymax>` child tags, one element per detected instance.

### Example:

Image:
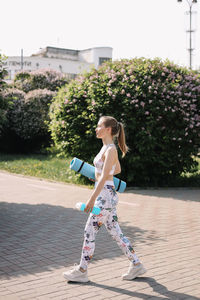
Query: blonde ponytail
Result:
<box><xmin>117</xmin><ymin>122</ymin><xmax>129</xmax><ymax>157</ymax></box>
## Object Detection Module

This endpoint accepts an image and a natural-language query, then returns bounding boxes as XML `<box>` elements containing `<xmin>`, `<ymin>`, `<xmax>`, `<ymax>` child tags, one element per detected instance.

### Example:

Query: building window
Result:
<box><xmin>99</xmin><ymin>57</ymin><xmax>111</xmax><ymax>66</ymax></box>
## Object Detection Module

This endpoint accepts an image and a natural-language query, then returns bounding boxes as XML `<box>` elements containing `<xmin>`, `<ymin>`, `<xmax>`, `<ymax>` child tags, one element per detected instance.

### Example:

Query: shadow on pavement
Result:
<box><xmin>0</xmin><ymin>202</ymin><xmax>163</xmax><ymax>279</ymax></box>
<box><xmin>73</xmin><ymin>277</ymin><xmax>199</xmax><ymax>300</ymax></box>
<box><xmin>125</xmin><ymin>188</ymin><xmax>200</xmax><ymax>202</ymax></box>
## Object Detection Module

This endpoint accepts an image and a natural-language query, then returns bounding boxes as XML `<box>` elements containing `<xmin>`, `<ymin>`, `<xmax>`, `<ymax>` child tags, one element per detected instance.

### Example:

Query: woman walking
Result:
<box><xmin>63</xmin><ymin>116</ymin><xmax>146</xmax><ymax>282</ymax></box>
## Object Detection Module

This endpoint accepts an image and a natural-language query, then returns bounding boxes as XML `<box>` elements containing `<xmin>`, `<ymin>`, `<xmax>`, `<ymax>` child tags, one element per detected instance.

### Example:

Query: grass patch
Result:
<box><xmin>0</xmin><ymin>153</ymin><xmax>94</xmax><ymax>189</ymax></box>
<box><xmin>0</xmin><ymin>153</ymin><xmax>199</xmax><ymax>188</ymax></box>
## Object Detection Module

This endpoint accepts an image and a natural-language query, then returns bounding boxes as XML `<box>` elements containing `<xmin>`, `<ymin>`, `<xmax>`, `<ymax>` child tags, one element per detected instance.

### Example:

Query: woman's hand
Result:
<box><xmin>84</xmin><ymin>197</ymin><xmax>95</xmax><ymax>213</ymax></box>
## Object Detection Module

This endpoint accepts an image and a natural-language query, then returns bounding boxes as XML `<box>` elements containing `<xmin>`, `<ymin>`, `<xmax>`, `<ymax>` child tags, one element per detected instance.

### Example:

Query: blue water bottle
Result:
<box><xmin>75</xmin><ymin>202</ymin><xmax>101</xmax><ymax>215</ymax></box>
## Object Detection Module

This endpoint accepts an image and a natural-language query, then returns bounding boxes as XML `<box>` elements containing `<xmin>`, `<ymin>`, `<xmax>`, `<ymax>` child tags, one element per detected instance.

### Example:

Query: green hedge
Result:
<box><xmin>14</xmin><ymin>69</ymin><xmax>68</xmax><ymax>92</ymax></box>
<box><xmin>0</xmin><ymin>54</ymin><xmax>8</xmax><ymax>138</ymax></box>
<box><xmin>0</xmin><ymin>68</ymin><xmax>68</xmax><ymax>153</ymax></box>
<box><xmin>1</xmin><ymin>88</ymin><xmax>56</xmax><ymax>152</ymax></box>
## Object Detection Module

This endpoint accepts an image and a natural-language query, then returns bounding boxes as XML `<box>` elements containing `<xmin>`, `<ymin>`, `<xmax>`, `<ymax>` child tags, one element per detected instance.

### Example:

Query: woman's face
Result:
<box><xmin>95</xmin><ymin>119</ymin><xmax>110</xmax><ymax>139</ymax></box>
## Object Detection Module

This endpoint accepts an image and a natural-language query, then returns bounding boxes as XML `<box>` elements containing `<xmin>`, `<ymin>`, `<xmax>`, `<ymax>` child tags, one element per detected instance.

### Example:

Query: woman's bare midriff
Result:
<box><xmin>95</xmin><ymin>172</ymin><xmax>114</xmax><ymax>182</ymax></box>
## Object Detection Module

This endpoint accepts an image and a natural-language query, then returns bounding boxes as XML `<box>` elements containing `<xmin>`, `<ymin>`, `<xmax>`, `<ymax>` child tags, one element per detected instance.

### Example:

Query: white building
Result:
<box><xmin>4</xmin><ymin>46</ymin><xmax>113</xmax><ymax>81</ymax></box>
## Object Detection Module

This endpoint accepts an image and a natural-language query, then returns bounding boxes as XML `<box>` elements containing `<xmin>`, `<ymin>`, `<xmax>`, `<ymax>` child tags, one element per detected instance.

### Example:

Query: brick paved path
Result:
<box><xmin>0</xmin><ymin>171</ymin><xmax>200</xmax><ymax>300</ymax></box>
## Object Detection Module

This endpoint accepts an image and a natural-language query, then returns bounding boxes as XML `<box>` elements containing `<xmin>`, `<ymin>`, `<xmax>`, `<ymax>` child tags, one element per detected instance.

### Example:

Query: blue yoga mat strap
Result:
<box><xmin>116</xmin><ymin>179</ymin><xmax>121</xmax><ymax>192</ymax></box>
<box><xmin>78</xmin><ymin>161</ymin><xmax>85</xmax><ymax>172</ymax></box>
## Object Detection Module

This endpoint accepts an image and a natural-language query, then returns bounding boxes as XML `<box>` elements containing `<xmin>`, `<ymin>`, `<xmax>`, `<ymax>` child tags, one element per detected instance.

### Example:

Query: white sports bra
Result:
<box><xmin>93</xmin><ymin>144</ymin><xmax>116</xmax><ymax>175</ymax></box>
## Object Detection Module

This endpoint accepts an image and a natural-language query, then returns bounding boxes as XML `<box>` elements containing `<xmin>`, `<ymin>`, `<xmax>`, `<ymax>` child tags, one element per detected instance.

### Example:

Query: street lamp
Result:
<box><xmin>177</xmin><ymin>0</ymin><xmax>198</xmax><ymax>69</ymax></box>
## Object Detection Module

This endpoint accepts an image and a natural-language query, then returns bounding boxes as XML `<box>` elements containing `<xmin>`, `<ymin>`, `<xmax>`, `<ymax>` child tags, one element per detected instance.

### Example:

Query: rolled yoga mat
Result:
<box><xmin>70</xmin><ymin>157</ymin><xmax>126</xmax><ymax>193</ymax></box>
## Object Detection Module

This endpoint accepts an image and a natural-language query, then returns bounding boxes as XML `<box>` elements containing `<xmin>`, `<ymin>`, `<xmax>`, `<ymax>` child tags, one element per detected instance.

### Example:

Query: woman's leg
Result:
<box><xmin>104</xmin><ymin>208</ymin><xmax>140</xmax><ymax>265</ymax></box>
<box><xmin>79</xmin><ymin>210</ymin><xmax>108</xmax><ymax>271</ymax></box>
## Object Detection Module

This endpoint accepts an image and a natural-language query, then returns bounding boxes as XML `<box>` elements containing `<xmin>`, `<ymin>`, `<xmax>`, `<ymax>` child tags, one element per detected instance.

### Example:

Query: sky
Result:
<box><xmin>1</xmin><ymin>0</ymin><xmax>200</xmax><ymax>70</ymax></box>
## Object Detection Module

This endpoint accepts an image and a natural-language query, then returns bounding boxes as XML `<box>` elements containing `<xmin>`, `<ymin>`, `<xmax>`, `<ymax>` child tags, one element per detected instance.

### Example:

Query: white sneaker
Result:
<box><xmin>63</xmin><ymin>264</ymin><xmax>89</xmax><ymax>282</ymax></box>
<box><xmin>122</xmin><ymin>263</ymin><xmax>147</xmax><ymax>280</ymax></box>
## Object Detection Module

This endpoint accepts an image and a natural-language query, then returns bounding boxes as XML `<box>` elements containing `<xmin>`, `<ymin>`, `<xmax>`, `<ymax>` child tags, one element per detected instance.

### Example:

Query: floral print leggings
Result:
<box><xmin>79</xmin><ymin>184</ymin><xmax>140</xmax><ymax>270</ymax></box>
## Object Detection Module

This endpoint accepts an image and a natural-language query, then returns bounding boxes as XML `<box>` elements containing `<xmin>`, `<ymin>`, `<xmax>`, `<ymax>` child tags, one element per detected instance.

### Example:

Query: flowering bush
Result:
<box><xmin>14</xmin><ymin>69</ymin><xmax>68</xmax><ymax>92</ymax></box>
<box><xmin>0</xmin><ymin>68</ymin><xmax>66</xmax><ymax>152</ymax></box>
<box><xmin>1</xmin><ymin>88</ymin><xmax>55</xmax><ymax>152</ymax></box>
<box><xmin>10</xmin><ymin>89</ymin><xmax>55</xmax><ymax>139</ymax></box>
<box><xmin>0</xmin><ymin>88</ymin><xmax>25</xmax><ymax>151</ymax></box>
<box><xmin>50</xmin><ymin>58</ymin><xmax>199</xmax><ymax>185</ymax></box>
<box><xmin>0</xmin><ymin>54</ymin><xmax>8</xmax><ymax>138</ymax></box>
<box><xmin>0</xmin><ymin>92</ymin><xmax>8</xmax><ymax>138</ymax></box>
<box><xmin>0</xmin><ymin>54</ymin><xmax>8</xmax><ymax>86</ymax></box>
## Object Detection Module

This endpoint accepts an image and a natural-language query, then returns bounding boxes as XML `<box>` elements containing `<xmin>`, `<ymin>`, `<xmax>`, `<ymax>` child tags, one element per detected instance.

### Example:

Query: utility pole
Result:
<box><xmin>21</xmin><ymin>49</ymin><xmax>23</xmax><ymax>70</ymax></box>
<box><xmin>177</xmin><ymin>0</ymin><xmax>198</xmax><ymax>69</ymax></box>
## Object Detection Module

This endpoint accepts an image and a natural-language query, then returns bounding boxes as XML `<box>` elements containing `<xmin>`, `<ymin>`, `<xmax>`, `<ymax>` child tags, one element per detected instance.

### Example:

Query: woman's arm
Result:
<box><xmin>84</xmin><ymin>147</ymin><xmax>116</xmax><ymax>212</ymax></box>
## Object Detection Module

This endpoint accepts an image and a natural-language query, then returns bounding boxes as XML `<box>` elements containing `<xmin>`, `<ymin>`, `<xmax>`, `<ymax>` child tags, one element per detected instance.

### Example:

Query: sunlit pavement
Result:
<box><xmin>0</xmin><ymin>171</ymin><xmax>200</xmax><ymax>300</ymax></box>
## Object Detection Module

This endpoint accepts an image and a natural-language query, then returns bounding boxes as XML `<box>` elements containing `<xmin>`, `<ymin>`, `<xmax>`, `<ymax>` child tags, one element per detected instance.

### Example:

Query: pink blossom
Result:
<box><xmin>145</xmin><ymin>111</ymin><xmax>150</xmax><ymax>115</ymax></box>
<box><xmin>127</xmin><ymin>93</ymin><xmax>131</xmax><ymax>97</ymax></box>
<box><xmin>140</xmin><ymin>101</ymin><xmax>145</xmax><ymax>107</ymax></box>
<box><xmin>190</xmin><ymin>104</ymin><xmax>196</xmax><ymax>110</ymax></box>
<box><xmin>64</xmin><ymin>99</ymin><xmax>69</xmax><ymax>104</ymax></box>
